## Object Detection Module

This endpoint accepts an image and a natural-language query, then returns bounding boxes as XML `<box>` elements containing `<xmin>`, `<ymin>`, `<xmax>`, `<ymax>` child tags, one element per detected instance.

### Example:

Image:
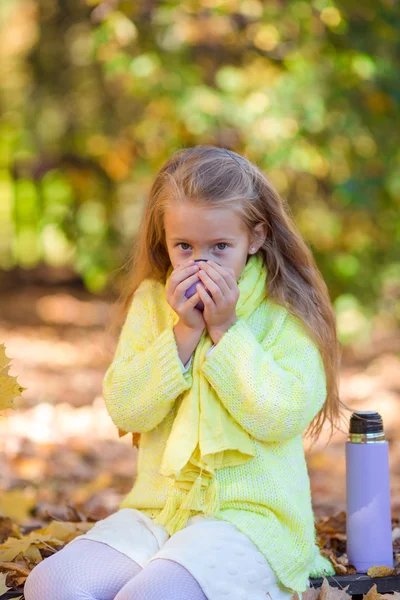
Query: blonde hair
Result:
<box><xmin>108</xmin><ymin>145</ymin><xmax>348</xmax><ymax>443</ymax></box>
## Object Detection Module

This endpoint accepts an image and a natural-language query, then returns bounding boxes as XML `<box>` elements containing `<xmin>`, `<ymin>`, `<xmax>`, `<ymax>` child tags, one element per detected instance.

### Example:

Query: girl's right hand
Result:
<box><xmin>166</xmin><ymin>260</ymin><xmax>205</xmax><ymax>331</ymax></box>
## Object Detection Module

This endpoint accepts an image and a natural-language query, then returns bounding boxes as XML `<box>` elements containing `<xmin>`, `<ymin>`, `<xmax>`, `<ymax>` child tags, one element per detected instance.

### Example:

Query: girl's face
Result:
<box><xmin>164</xmin><ymin>202</ymin><xmax>263</xmax><ymax>281</ymax></box>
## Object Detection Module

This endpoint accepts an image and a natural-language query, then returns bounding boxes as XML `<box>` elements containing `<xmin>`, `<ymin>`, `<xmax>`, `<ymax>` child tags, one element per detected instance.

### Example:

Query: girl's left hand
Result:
<box><xmin>196</xmin><ymin>260</ymin><xmax>239</xmax><ymax>344</ymax></box>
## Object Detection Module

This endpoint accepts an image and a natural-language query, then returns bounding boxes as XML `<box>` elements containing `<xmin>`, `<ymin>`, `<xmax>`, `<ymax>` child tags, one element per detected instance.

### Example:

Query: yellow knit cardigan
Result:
<box><xmin>102</xmin><ymin>278</ymin><xmax>335</xmax><ymax>593</ymax></box>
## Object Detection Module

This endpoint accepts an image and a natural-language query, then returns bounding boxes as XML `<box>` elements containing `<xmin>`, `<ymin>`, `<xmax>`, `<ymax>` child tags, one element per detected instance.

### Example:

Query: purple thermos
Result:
<box><xmin>346</xmin><ymin>411</ymin><xmax>393</xmax><ymax>572</ymax></box>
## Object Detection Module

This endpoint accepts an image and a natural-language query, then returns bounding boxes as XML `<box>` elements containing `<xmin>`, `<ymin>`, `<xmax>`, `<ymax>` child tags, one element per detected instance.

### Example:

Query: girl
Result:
<box><xmin>25</xmin><ymin>145</ymin><xmax>344</xmax><ymax>600</ymax></box>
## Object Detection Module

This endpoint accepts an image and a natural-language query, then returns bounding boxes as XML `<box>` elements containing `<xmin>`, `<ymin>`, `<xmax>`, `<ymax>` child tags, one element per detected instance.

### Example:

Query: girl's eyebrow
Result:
<box><xmin>170</xmin><ymin>237</ymin><xmax>236</xmax><ymax>243</ymax></box>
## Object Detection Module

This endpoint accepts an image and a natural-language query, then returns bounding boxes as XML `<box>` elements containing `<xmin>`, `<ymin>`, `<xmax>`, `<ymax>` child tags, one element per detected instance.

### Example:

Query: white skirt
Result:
<box><xmin>68</xmin><ymin>507</ymin><xmax>299</xmax><ymax>600</ymax></box>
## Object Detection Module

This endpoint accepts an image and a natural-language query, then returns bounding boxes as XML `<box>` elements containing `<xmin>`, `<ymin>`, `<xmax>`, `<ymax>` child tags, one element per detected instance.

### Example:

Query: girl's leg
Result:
<box><xmin>24</xmin><ymin>538</ymin><xmax>142</xmax><ymax>600</ymax></box>
<box><xmin>114</xmin><ymin>558</ymin><xmax>207</xmax><ymax>600</ymax></box>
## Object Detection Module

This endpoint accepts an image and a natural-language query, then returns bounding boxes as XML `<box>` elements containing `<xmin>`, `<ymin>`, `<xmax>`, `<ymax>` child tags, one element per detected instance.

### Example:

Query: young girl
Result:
<box><xmin>25</xmin><ymin>145</ymin><xmax>344</xmax><ymax>600</ymax></box>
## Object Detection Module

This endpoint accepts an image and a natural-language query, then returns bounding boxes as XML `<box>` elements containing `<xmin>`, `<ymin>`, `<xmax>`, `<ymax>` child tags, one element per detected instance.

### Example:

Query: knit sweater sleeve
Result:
<box><xmin>102</xmin><ymin>280</ymin><xmax>192</xmax><ymax>433</ymax></box>
<box><xmin>201</xmin><ymin>311</ymin><xmax>327</xmax><ymax>442</ymax></box>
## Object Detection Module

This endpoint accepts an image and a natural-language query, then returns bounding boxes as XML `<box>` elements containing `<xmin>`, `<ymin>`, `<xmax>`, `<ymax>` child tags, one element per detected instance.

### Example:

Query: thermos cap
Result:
<box><xmin>349</xmin><ymin>411</ymin><xmax>385</xmax><ymax>442</ymax></box>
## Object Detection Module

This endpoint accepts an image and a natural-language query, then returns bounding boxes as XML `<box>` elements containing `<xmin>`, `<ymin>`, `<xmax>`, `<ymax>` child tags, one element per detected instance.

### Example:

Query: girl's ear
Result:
<box><xmin>250</xmin><ymin>223</ymin><xmax>267</xmax><ymax>252</ymax></box>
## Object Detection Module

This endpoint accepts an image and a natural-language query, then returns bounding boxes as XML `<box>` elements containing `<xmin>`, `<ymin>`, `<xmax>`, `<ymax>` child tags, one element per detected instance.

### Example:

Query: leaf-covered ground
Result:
<box><xmin>0</xmin><ymin>283</ymin><xmax>399</xmax><ymax>598</ymax></box>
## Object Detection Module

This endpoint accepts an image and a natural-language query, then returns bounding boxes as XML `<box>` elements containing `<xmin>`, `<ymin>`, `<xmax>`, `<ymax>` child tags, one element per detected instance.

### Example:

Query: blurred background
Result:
<box><xmin>0</xmin><ymin>0</ymin><xmax>399</xmax><ymax>528</ymax></box>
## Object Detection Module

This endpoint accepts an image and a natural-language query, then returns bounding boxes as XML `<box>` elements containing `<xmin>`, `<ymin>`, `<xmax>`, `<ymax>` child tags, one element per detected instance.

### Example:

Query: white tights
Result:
<box><xmin>24</xmin><ymin>538</ymin><xmax>208</xmax><ymax>600</ymax></box>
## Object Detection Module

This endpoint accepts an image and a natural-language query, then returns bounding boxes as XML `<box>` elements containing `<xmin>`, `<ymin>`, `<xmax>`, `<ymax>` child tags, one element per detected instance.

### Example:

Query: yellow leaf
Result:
<box><xmin>364</xmin><ymin>584</ymin><xmax>380</xmax><ymax>600</ymax></box>
<box><xmin>36</xmin><ymin>520</ymin><xmax>94</xmax><ymax>543</ymax></box>
<box><xmin>367</xmin><ymin>565</ymin><xmax>396</xmax><ymax>578</ymax></box>
<box><xmin>0</xmin><ymin>537</ymin><xmax>33</xmax><ymax>563</ymax></box>
<box><xmin>0</xmin><ymin>572</ymin><xmax>10</xmax><ymax>595</ymax></box>
<box><xmin>0</xmin><ymin>561</ymin><xmax>30</xmax><ymax>577</ymax></box>
<box><xmin>0</xmin><ymin>344</ymin><xmax>26</xmax><ymax>411</ymax></box>
<box><xmin>0</xmin><ymin>520</ymin><xmax>94</xmax><ymax>562</ymax></box>
<box><xmin>0</xmin><ymin>489</ymin><xmax>36</xmax><ymax>524</ymax></box>
<box><xmin>0</xmin><ymin>346</ymin><xmax>11</xmax><ymax>370</ymax></box>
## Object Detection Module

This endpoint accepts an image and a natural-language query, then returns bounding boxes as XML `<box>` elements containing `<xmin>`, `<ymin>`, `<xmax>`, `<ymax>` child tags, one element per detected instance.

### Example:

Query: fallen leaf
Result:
<box><xmin>0</xmin><ymin>572</ymin><xmax>10</xmax><ymax>595</ymax></box>
<box><xmin>0</xmin><ymin>517</ymin><xmax>17</xmax><ymax>544</ymax></box>
<box><xmin>321</xmin><ymin>549</ymin><xmax>349</xmax><ymax>575</ymax></box>
<box><xmin>0</xmin><ymin>344</ymin><xmax>26</xmax><ymax>411</ymax></box>
<box><xmin>316</xmin><ymin>512</ymin><xmax>347</xmax><ymax>535</ymax></box>
<box><xmin>364</xmin><ymin>585</ymin><xmax>380</xmax><ymax>600</ymax></box>
<box><xmin>293</xmin><ymin>586</ymin><xmax>320</xmax><ymax>600</ymax></box>
<box><xmin>367</xmin><ymin>566</ymin><xmax>396</xmax><ymax>578</ymax></box>
<box><xmin>0</xmin><ymin>561</ymin><xmax>30</xmax><ymax>588</ymax></box>
<box><xmin>0</xmin><ymin>520</ymin><xmax>94</xmax><ymax>562</ymax></box>
<box><xmin>319</xmin><ymin>577</ymin><xmax>351</xmax><ymax>600</ymax></box>
<box><xmin>0</xmin><ymin>489</ymin><xmax>36</xmax><ymax>524</ymax></box>
<box><xmin>0</xmin><ymin>562</ymin><xmax>30</xmax><ymax>576</ymax></box>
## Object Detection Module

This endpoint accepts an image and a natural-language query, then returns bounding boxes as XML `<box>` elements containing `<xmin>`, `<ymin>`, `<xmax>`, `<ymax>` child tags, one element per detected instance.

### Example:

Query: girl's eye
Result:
<box><xmin>178</xmin><ymin>243</ymin><xmax>191</xmax><ymax>250</ymax></box>
<box><xmin>216</xmin><ymin>243</ymin><xmax>228</xmax><ymax>250</ymax></box>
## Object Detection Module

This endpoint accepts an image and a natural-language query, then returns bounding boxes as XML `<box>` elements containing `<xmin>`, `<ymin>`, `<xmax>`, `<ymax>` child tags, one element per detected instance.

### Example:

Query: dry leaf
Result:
<box><xmin>367</xmin><ymin>566</ymin><xmax>396</xmax><ymax>578</ymax></box>
<box><xmin>346</xmin><ymin>565</ymin><xmax>357</xmax><ymax>575</ymax></box>
<box><xmin>364</xmin><ymin>584</ymin><xmax>380</xmax><ymax>600</ymax></box>
<box><xmin>70</xmin><ymin>473</ymin><xmax>112</xmax><ymax>504</ymax></box>
<box><xmin>0</xmin><ymin>561</ymin><xmax>30</xmax><ymax>576</ymax></box>
<box><xmin>0</xmin><ymin>561</ymin><xmax>30</xmax><ymax>588</ymax></box>
<box><xmin>316</xmin><ymin>512</ymin><xmax>347</xmax><ymax>535</ymax></box>
<box><xmin>0</xmin><ymin>344</ymin><xmax>26</xmax><ymax>411</ymax></box>
<box><xmin>0</xmin><ymin>572</ymin><xmax>10</xmax><ymax>595</ymax></box>
<box><xmin>293</xmin><ymin>586</ymin><xmax>321</xmax><ymax>600</ymax></box>
<box><xmin>319</xmin><ymin>577</ymin><xmax>351</xmax><ymax>600</ymax></box>
<box><xmin>321</xmin><ymin>549</ymin><xmax>348</xmax><ymax>575</ymax></box>
<box><xmin>0</xmin><ymin>520</ymin><xmax>94</xmax><ymax>562</ymax></box>
<box><xmin>0</xmin><ymin>489</ymin><xmax>36</xmax><ymax>524</ymax></box>
<box><xmin>118</xmin><ymin>428</ymin><xmax>140</xmax><ymax>447</ymax></box>
<box><xmin>0</xmin><ymin>517</ymin><xmax>17</xmax><ymax>545</ymax></box>
<box><xmin>132</xmin><ymin>432</ymin><xmax>141</xmax><ymax>447</ymax></box>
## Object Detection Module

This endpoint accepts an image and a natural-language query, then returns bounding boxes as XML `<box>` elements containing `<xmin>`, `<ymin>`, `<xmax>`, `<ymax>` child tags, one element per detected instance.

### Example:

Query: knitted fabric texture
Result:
<box><xmin>152</xmin><ymin>255</ymin><xmax>267</xmax><ymax>535</ymax></box>
<box><xmin>102</xmin><ymin>262</ymin><xmax>335</xmax><ymax>594</ymax></box>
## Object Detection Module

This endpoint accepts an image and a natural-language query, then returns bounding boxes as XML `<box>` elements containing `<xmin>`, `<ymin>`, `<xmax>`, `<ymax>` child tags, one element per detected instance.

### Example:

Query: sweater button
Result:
<box><xmin>247</xmin><ymin>569</ymin><xmax>259</xmax><ymax>583</ymax></box>
<box><xmin>205</xmin><ymin>557</ymin><xmax>216</xmax><ymax>568</ymax></box>
<box><xmin>210</xmin><ymin>541</ymin><xmax>223</xmax><ymax>550</ymax></box>
<box><xmin>215</xmin><ymin>581</ymin><xmax>230</xmax><ymax>595</ymax></box>
<box><xmin>226</xmin><ymin>562</ymin><xmax>238</xmax><ymax>575</ymax></box>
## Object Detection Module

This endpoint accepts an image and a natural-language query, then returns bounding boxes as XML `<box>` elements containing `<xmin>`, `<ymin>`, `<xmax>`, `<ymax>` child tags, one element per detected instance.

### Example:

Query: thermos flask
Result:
<box><xmin>346</xmin><ymin>411</ymin><xmax>393</xmax><ymax>571</ymax></box>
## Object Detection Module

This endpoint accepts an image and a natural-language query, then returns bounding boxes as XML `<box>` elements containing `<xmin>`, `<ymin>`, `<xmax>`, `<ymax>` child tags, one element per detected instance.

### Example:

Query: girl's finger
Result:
<box><xmin>175</xmin><ymin>272</ymin><xmax>201</xmax><ymax>297</ymax></box>
<box><xmin>173</xmin><ymin>259</ymin><xmax>194</xmax><ymax>272</ymax></box>
<box><xmin>198</xmin><ymin>262</ymin><xmax>230</xmax><ymax>295</ymax></box>
<box><xmin>198</xmin><ymin>270</ymin><xmax>224</xmax><ymax>302</ymax></box>
<box><xmin>197</xmin><ymin>282</ymin><xmax>215</xmax><ymax>308</ymax></box>
<box><xmin>185</xmin><ymin>291</ymin><xmax>202</xmax><ymax>308</ymax></box>
<box><xmin>207</xmin><ymin>261</ymin><xmax>237</xmax><ymax>289</ymax></box>
<box><xmin>170</xmin><ymin>263</ymin><xmax>199</xmax><ymax>287</ymax></box>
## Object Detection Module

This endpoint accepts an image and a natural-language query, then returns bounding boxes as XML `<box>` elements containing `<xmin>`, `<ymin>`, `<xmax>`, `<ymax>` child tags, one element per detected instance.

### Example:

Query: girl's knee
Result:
<box><xmin>24</xmin><ymin>538</ymin><xmax>142</xmax><ymax>600</ymax></box>
<box><xmin>114</xmin><ymin>558</ymin><xmax>207</xmax><ymax>600</ymax></box>
<box><xmin>24</xmin><ymin>557</ymin><xmax>66</xmax><ymax>600</ymax></box>
<box><xmin>23</xmin><ymin>545</ymin><xmax>95</xmax><ymax>600</ymax></box>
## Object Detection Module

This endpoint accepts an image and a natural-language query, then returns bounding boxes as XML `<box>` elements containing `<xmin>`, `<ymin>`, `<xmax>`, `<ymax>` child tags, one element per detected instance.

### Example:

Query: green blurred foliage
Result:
<box><xmin>0</xmin><ymin>0</ymin><xmax>399</xmax><ymax>343</ymax></box>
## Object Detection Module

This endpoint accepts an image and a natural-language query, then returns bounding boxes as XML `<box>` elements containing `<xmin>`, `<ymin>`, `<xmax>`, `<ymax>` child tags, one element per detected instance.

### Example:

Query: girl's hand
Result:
<box><xmin>196</xmin><ymin>260</ymin><xmax>239</xmax><ymax>343</ymax></box>
<box><xmin>165</xmin><ymin>260</ymin><xmax>206</xmax><ymax>331</ymax></box>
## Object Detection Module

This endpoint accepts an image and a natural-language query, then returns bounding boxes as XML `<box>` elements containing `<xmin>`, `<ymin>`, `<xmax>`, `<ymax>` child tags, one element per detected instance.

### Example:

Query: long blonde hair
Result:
<box><xmin>108</xmin><ymin>145</ymin><xmax>348</xmax><ymax>443</ymax></box>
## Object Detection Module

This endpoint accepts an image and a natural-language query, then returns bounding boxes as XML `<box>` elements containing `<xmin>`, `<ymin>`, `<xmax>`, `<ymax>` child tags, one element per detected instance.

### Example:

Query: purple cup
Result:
<box><xmin>185</xmin><ymin>259</ymin><xmax>211</xmax><ymax>311</ymax></box>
